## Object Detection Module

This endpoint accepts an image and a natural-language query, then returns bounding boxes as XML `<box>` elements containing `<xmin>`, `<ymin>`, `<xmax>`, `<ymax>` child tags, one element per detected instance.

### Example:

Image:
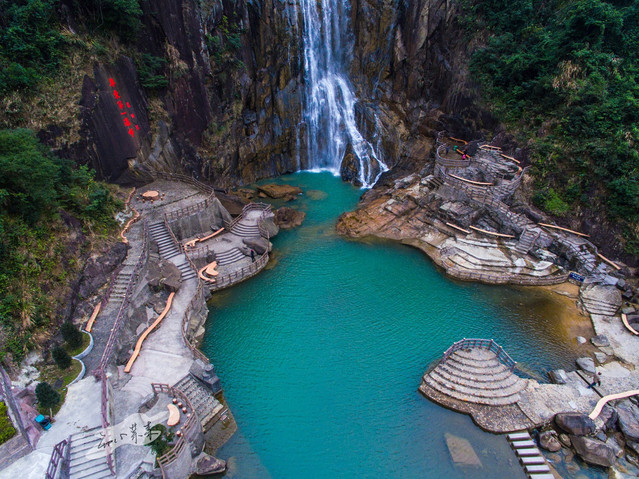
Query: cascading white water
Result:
<box><xmin>299</xmin><ymin>0</ymin><xmax>388</xmax><ymax>188</ymax></box>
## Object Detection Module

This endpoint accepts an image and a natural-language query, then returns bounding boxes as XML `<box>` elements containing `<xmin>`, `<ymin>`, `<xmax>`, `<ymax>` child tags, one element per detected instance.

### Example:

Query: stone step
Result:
<box><xmin>450</xmin><ymin>350</ymin><xmax>503</xmax><ymax>366</ymax></box>
<box><xmin>525</xmin><ymin>464</ymin><xmax>551</xmax><ymax>474</ymax></box>
<box><xmin>430</xmin><ymin>367</ymin><xmax>520</xmax><ymax>391</ymax></box>
<box><xmin>438</xmin><ymin>362</ymin><xmax>516</xmax><ymax>385</ymax></box>
<box><xmin>422</xmin><ymin>376</ymin><xmax>521</xmax><ymax>406</ymax></box>
<box><xmin>426</xmin><ymin>372</ymin><xmax>525</xmax><ymax>400</ymax></box>
<box><xmin>527</xmin><ymin>474</ymin><xmax>554</xmax><ymax>479</ymax></box>
<box><xmin>511</xmin><ymin>439</ymin><xmax>536</xmax><ymax>448</ymax></box>
<box><xmin>69</xmin><ymin>458</ymin><xmax>110</xmax><ymax>478</ymax></box>
<box><xmin>507</xmin><ymin>432</ymin><xmax>531</xmax><ymax>441</ymax></box>
<box><xmin>444</xmin><ymin>356</ymin><xmax>510</xmax><ymax>376</ymax></box>
<box><xmin>515</xmin><ymin>447</ymin><xmax>541</xmax><ymax>457</ymax></box>
<box><xmin>520</xmin><ymin>456</ymin><xmax>546</xmax><ymax>465</ymax></box>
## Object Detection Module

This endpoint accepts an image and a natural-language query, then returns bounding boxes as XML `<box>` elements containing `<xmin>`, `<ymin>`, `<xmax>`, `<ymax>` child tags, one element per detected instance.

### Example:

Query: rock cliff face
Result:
<box><xmin>44</xmin><ymin>0</ymin><xmax>487</xmax><ymax>188</ymax></box>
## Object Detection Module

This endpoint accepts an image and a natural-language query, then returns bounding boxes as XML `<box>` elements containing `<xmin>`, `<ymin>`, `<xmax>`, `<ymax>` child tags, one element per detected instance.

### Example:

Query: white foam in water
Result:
<box><xmin>299</xmin><ymin>0</ymin><xmax>388</xmax><ymax>188</ymax></box>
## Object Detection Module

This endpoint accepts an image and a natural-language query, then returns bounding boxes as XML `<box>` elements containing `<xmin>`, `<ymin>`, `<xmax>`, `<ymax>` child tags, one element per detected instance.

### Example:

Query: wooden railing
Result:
<box><xmin>96</xmin><ymin>221</ymin><xmax>150</xmax><ymax>373</ymax></box>
<box><xmin>162</xmin><ymin>214</ymin><xmax>183</xmax><ymax>254</ymax></box>
<box><xmin>151</xmin><ymin>383</ymin><xmax>199</xmax><ymax>477</ymax></box>
<box><xmin>435</xmin><ymin>164</ymin><xmax>528</xmax><ymax>201</ymax></box>
<box><xmin>45</xmin><ymin>437</ymin><xmax>70</xmax><ymax>479</ymax></box>
<box><xmin>205</xmin><ymin>252</ymin><xmax>269</xmax><ymax>292</ymax></box>
<box><xmin>164</xmin><ymin>193</ymin><xmax>217</xmax><ymax>222</ymax></box>
<box><xmin>442</xmin><ymin>338</ymin><xmax>518</xmax><ymax>371</ymax></box>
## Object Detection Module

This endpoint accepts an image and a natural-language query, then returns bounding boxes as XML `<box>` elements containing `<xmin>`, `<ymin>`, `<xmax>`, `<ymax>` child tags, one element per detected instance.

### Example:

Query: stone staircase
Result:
<box><xmin>68</xmin><ymin>426</ymin><xmax>112</xmax><ymax>479</ymax></box>
<box><xmin>229</xmin><ymin>220</ymin><xmax>261</xmax><ymax>238</ymax></box>
<box><xmin>109</xmin><ymin>269</ymin><xmax>133</xmax><ymax>303</ymax></box>
<box><xmin>215</xmin><ymin>247</ymin><xmax>245</xmax><ymax>266</ymax></box>
<box><xmin>515</xmin><ymin>228</ymin><xmax>541</xmax><ymax>256</ymax></box>
<box><xmin>507</xmin><ymin>431</ymin><xmax>554</xmax><ymax>479</ymax></box>
<box><xmin>175</xmin><ymin>258</ymin><xmax>198</xmax><ymax>281</ymax></box>
<box><xmin>174</xmin><ymin>375</ymin><xmax>225</xmax><ymax>430</ymax></box>
<box><xmin>149</xmin><ymin>222</ymin><xmax>181</xmax><ymax>260</ymax></box>
<box><xmin>422</xmin><ymin>349</ymin><xmax>527</xmax><ymax>406</ymax></box>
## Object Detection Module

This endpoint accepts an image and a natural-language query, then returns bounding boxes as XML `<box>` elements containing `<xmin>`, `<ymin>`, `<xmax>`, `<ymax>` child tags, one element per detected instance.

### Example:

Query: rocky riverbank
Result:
<box><xmin>337</xmin><ymin>143</ymin><xmax>629</xmax><ymax>287</ymax></box>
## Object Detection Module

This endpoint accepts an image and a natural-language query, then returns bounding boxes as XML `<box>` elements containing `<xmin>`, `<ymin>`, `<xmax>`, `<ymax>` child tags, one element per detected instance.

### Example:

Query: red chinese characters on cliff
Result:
<box><xmin>109</xmin><ymin>78</ymin><xmax>139</xmax><ymax>138</ymax></box>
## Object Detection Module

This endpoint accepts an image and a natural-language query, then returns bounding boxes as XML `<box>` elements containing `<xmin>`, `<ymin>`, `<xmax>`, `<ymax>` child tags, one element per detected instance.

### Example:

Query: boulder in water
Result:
<box><xmin>569</xmin><ymin>435</ymin><xmax>617</xmax><ymax>467</ymax></box>
<box><xmin>275</xmin><ymin>207</ymin><xmax>306</xmax><ymax>229</ymax></box>
<box><xmin>539</xmin><ymin>430</ymin><xmax>561</xmax><ymax>452</ymax></box>
<box><xmin>555</xmin><ymin>412</ymin><xmax>596</xmax><ymax>436</ymax></box>
<box><xmin>444</xmin><ymin>433</ymin><xmax>482</xmax><ymax>467</ymax></box>
<box><xmin>256</xmin><ymin>183</ymin><xmax>302</xmax><ymax>200</ymax></box>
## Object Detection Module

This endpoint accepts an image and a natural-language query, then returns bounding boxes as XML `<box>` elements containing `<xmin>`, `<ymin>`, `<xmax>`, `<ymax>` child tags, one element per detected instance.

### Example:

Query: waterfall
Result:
<box><xmin>299</xmin><ymin>0</ymin><xmax>388</xmax><ymax>188</ymax></box>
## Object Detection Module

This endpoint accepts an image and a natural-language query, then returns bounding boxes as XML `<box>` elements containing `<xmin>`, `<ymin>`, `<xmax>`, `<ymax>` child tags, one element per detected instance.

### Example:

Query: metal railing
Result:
<box><xmin>151</xmin><ymin>383</ymin><xmax>199</xmax><ymax>477</ymax></box>
<box><xmin>204</xmin><ymin>252</ymin><xmax>269</xmax><ymax>292</ymax></box>
<box><xmin>96</xmin><ymin>221</ymin><xmax>150</xmax><ymax>373</ymax></box>
<box><xmin>45</xmin><ymin>438</ymin><xmax>71</xmax><ymax>479</ymax></box>
<box><xmin>442</xmin><ymin>338</ymin><xmax>518</xmax><ymax>371</ymax></box>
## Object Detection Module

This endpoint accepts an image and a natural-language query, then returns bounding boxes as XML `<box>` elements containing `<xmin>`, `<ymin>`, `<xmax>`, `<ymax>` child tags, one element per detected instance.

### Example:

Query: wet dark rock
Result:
<box><xmin>617</xmin><ymin>400</ymin><xmax>639</xmax><ymax>442</ymax></box>
<box><xmin>559</xmin><ymin>433</ymin><xmax>572</xmax><ymax>448</ymax></box>
<box><xmin>549</xmin><ymin>369</ymin><xmax>568</xmax><ymax>384</ymax></box>
<box><xmin>570</xmin><ymin>435</ymin><xmax>617</xmax><ymax>467</ymax></box>
<box><xmin>146</xmin><ymin>260</ymin><xmax>182</xmax><ymax>293</ymax></box>
<box><xmin>591</xmin><ymin>335</ymin><xmax>610</xmax><ymax>348</ymax></box>
<box><xmin>576</xmin><ymin>357</ymin><xmax>596</xmax><ymax>374</ymax></box>
<box><xmin>555</xmin><ymin>413</ymin><xmax>597</xmax><ymax>436</ymax></box>
<box><xmin>600</xmin><ymin>405</ymin><xmax>618</xmax><ymax>432</ymax></box>
<box><xmin>78</xmin><ymin>242</ymin><xmax>128</xmax><ymax>299</ymax></box>
<box><xmin>274</xmin><ymin>207</ymin><xmax>306</xmax><ymax>229</ymax></box>
<box><xmin>539</xmin><ymin>430</ymin><xmax>561</xmax><ymax>452</ymax></box>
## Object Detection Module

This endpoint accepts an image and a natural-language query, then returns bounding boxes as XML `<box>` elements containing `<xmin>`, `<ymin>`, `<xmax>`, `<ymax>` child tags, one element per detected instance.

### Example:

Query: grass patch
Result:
<box><xmin>65</xmin><ymin>331</ymin><xmax>91</xmax><ymax>357</ymax></box>
<box><xmin>36</xmin><ymin>359</ymin><xmax>83</xmax><ymax>416</ymax></box>
<box><xmin>0</xmin><ymin>402</ymin><xmax>17</xmax><ymax>445</ymax></box>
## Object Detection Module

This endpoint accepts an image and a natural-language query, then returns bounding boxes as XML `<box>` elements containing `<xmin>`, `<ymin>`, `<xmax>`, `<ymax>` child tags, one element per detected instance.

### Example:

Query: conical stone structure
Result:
<box><xmin>421</xmin><ymin>344</ymin><xmax>527</xmax><ymax>406</ymax></box>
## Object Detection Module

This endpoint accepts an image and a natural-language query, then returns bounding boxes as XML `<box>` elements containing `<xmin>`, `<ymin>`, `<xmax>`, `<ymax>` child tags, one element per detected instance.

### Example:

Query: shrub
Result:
<box><xmin>0</xmin><ymin>402</ymin><xmax>17</xmax><ymax>445</ymax></box>
<box><xmin>35</xmin><ymin>382</ymin><xmax>60</xmax><ymax>409</ymax></box>
<box><xmin>52</xmin><ymin>345</ymin><xmax>71</xmax><ymax>369</ymax></box>
<box><xmin>60</xmin><ymin>322</ymin><xmax>82</xmax><ymax>349</ymax></box>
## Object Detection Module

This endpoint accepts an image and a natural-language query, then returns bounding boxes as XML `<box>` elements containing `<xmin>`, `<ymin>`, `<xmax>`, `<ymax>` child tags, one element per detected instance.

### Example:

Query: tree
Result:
<box><xmin>60</xmin><ymin>322</ymin><xmax>83</xmax><ymax>349</ymax></box>
<box><xmin>52</xmin><ymin>345</ymin><xmax>71</xmax><ymax>369</ymax></box>
<box><xmin>35</xmin><ymin>382</ymin><xmax>60</xmax><ymax>409</ymax></box>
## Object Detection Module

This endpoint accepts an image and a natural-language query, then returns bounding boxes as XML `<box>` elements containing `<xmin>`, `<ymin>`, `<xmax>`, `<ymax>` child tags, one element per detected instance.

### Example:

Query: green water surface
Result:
<box><xmin>202</xmin><ymin>172</ymin><xmax>596</xmax><ymax>478</ymax></box>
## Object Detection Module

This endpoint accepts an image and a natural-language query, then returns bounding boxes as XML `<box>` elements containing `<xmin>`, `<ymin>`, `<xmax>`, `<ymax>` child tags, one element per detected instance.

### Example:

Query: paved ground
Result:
<box><xmin>0</xmin><ymin>377</ymin><xmax>102</xmax><ymax>479</ymax></box>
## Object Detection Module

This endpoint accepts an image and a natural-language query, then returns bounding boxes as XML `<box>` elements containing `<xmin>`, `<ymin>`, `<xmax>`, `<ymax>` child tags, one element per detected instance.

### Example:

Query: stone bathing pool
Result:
<box><xmin>202</xmin><ymin>172</ymin><xmax>604</xmax><ymax>478</ymax></box>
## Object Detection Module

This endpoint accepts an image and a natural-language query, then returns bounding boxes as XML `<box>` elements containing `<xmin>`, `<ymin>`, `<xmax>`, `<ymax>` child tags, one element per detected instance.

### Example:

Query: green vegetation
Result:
<box><xmin>205</xmin><ymin>15</ymin><xmax>245</xmax><ymax>69</ymax></box>
<box><xmin>52</xmin><ymin>345</ymin><xmax>71</xmax><ymax>369</ymax></box>
<box><xmin>35</xmin><ymin>381</ymin><xmax>60</xmax><ymax>409</ymax></box>
<box><xmin>0</xmin><ymin>0</ymin><xmax>65</xmax><ymax>93</ymax></box>
<box><xmin>464</xmin><ymin>0</ymin><xmax>639</xmax><ymax>251</ymax></box>
<box><xmin>0</xmin><ymin>0</ymin><xmax>142</xmax><ymax>94</ymax></box>
<box><xmin>61</xmin><ymin>321</ymin><xmax>83</xmax><ymax>349</ymax></box>
<box><xmin>0</xmin><ymin>402</ymin><xmax>16</xmax><ymax>445</ymax></box>
<box><xmin>147</xmin><ymin>424</ymin><xmax>174</xmax><ymax>458</ymax></box>
<box><xmin>136</xmin><ymin>53</ymin><xmax>168</xmax><ymax>90</ymax></box>
<box><xmin>0</xmin><ymin>129</ymin><xmax>121</xmax><ymax>361</ymax></box>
